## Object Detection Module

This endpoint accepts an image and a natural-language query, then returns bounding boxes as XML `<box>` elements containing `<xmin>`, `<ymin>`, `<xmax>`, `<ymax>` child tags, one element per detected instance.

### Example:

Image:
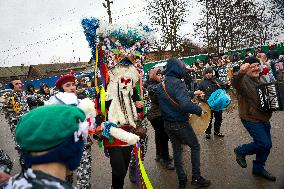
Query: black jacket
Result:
<box><xmin>197</xmin><ymin>77</ymin><xmax>227</xmax><ymax>101</ymax></box>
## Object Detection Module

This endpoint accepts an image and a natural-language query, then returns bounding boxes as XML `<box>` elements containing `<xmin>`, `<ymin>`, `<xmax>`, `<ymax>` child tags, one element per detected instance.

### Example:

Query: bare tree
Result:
<box><xmin>270</xmin><ymin>0</ymin><xmax>284</xmax><ymax>20</ymax></box>
<box><xmin>195</xmin><ymin>0</ymin><xmax>282</xmax><ymax>52</ymax></box>
<box><xmin>145</xmin><ymin>0</ymin><xmax>189</xmax><ymax>55</ymax></box>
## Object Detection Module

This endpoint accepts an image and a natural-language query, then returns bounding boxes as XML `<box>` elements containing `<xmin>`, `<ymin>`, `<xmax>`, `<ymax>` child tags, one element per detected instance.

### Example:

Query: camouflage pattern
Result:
<box><xmin>26</xmin><ymin>92</ymin><xmax>47</xmax><ymax>109</ymax></box>
<box><xmin>76</xmin><ymin>137</ymin><xmax>93</xmax><ymax>189</ymax></box>
<box><xmin>0</xmin><ymin>149</ymin><xmax>13</xmax><ymax>174</ymax></box>
<box><xmin>1</xmin><ymin>168</ymin><xmax>75</xmax><ymax>189</ymax></box>
<box><xmin>2</xmin><ymin>91</ymin><xmax>29</xmax><ymax>144</ymax></box>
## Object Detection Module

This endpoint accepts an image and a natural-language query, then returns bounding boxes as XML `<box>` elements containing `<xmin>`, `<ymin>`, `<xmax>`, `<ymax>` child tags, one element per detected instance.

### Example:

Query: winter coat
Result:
<box><xmin>146</xmin><ymin>79</ymin><xmax>161</xmax><ymax>121</ymax></box>
<box><xmin>232</xmin><ymin>72</ymin><xmax>272</xmax><ymax>123</ymax></box>
<box><xmin>197</xmin><ymin>77</ymin><xmax>226</xmax><ymax>101</ymax></box>
<box><xmin>156</xmin><ymin>58</ymin><xmax>202</xmax><ymax>122</ymax></box>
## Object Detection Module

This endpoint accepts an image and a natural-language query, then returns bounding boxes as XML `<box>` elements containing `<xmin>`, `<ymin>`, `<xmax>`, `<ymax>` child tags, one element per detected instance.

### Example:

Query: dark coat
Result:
<box><xmin>156</xmin><ymin>58</ymin><xmax>202</xmax><ymax>122</ymax></box>
<box><xmin>232</xmin><ymin>72</ymin><xmax>272</xmax><ymax>123</ymax></box>
<box><xmin>146</xmin><ymin>79</ymin><xmax>161</xmax><ymax>121</ymax></box>
<box><xmin>197</xmin><ymin>77</ymin><xmax>226</xmax><ymax>101</ymax></box>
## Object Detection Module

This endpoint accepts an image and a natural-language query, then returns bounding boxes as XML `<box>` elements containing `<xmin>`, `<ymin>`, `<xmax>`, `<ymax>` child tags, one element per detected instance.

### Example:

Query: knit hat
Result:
<box><xmin>55</xmin><ymin>71</ymin><xmax>76</xmax><ymax>89</ymax></box>
<box><xmin>243</xmin><ymin>56</ymin><xmax>260</xmax><ymax>64</ymax></box>
<box><xmin>16</xmin><ymin>105</ymin><xmax>86</xmax><ymax>152</ymax></box>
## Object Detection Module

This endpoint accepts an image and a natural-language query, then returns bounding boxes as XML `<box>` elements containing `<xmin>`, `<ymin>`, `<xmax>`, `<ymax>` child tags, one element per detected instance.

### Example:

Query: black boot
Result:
<box><xmin>191</xmin><ymin>176</ymin><xmax>211</xmax><ymax>187</ymax></box>
<box><xmin>129</xmin><ymin>165</ymin><xmax>136</xmax><ymax>183</ymax></box>
<box><xmin>253</xmin><ymin>169</ymin><xmax>276</xmax><ymax>181</ymax></box>
<box><xmin>160</xmin><ymin>159</ymin><xmax>175</xmax><ymax>170</ymax></box>
<box><xmin>234</xmin><ymin>147</ymin><xmax>247</xmax><ymax>168</ymax></box>
<box><xmin>178</xmin><ymin>177</ymin><xmax>188</xmax><ymax>188</ymax></box>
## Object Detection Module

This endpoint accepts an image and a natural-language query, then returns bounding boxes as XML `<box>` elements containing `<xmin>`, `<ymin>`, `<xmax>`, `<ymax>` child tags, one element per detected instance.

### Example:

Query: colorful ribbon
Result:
<box><xmin>100</xmin><ymin>86</ymin><xmax>106</xmax><ymax>121</ymax></box>
<box><xmin>135</xmin><ymin>143</ymin><xmax>153</xmax><ymax>189</ymax></box>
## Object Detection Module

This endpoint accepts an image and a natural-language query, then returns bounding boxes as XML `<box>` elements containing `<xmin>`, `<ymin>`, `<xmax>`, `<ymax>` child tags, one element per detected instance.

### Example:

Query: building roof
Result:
<box><xmin>0</xmin><ymin>66</ymin><xmax>29</xmax><ymax>78</ymax></box>
<box><xmin>29</xmin><ymin>62</ymin><xmax>92</xmax><ymax>77</ymax></box>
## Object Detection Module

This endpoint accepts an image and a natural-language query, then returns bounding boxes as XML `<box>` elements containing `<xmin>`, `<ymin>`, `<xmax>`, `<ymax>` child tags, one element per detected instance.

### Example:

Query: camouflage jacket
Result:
<box><xmin>1</xmin><ymin>91</ymin><xmax>29</xmax><ymax>126</ymax></box>
<box><xmin>1</xmin><ymin>168</ymin><xmax>75</xmax><ymax>189</ymax></box>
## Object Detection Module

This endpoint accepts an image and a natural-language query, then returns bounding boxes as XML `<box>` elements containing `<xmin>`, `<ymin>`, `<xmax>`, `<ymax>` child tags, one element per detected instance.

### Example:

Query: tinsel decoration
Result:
<box><xmin>134</xmin><ymin>142</ymin><xmax>153</xmax><ymax>189</ymax></box>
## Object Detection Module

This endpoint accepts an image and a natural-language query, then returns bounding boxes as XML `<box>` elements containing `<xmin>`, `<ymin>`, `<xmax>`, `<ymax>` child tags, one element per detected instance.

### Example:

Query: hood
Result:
<box><xmin>165</xmin><ymin>58</ymin><xmax>186</xmax><ymax>79</ymax></box>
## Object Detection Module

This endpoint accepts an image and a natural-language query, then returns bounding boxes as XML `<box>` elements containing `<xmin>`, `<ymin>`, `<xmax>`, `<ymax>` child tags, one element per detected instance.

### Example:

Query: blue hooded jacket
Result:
<box><xmin>156</xmin><ymin>58</ymin><xmax>202</xmax><ymax>122</ymax></box>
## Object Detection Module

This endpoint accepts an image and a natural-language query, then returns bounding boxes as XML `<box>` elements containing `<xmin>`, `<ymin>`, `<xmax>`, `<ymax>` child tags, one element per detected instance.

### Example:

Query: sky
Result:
<box><xmin>0</xmin><ymin>0</ymin><xmax>201</xmax><ymax>67</ymax></box>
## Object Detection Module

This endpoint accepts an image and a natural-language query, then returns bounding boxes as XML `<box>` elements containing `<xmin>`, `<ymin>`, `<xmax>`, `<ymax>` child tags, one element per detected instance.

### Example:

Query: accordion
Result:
<box><xmin>256</xmin><ymin>82</ymin><xmax>284</xmax><ymax>111</ymax></box>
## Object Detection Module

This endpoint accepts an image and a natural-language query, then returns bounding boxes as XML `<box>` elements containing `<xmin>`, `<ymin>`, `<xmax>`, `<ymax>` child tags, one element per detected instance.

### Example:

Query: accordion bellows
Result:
<box><xmin>256</xmin><ymin>82</ymin><xmax>284</xmax><ymax>111</ymax></box>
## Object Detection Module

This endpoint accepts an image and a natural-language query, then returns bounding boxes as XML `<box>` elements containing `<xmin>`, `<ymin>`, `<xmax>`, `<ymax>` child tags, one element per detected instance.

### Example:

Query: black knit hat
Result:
<box><xmin>243</xmin><ymin>56</ymin><xmax>260</xmax><ymax>64</ymax></box>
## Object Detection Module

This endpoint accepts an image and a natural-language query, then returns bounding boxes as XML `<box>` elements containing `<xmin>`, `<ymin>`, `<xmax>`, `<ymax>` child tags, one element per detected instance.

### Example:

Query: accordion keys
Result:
<box><xmin>256</xmin><ymin>82</ymin><xmax>284</xmax><ymax>111</ymax></box>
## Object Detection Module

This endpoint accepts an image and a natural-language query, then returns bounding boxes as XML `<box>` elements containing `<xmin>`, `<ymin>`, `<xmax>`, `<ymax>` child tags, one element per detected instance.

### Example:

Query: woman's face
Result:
<box><xmin>62</xmin><ymin>81</ymin><xmax>76</xmax><ymax>93</ymax></box>
<box><xmin>43</xmin><ymin>86</ymin><xmax>49</xmax><ymax>94</ymax></box>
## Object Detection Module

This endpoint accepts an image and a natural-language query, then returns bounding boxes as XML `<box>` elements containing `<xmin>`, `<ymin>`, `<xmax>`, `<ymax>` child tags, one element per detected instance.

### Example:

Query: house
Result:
<box><xmin>0</xmin><ymin>64</ymin><xmax>30</xmax><ymax>83</ymax></box>
<box><xmin>0</xmin><ymin>62</ymin><xmax>94</xmax><ymax>86</ymax></box>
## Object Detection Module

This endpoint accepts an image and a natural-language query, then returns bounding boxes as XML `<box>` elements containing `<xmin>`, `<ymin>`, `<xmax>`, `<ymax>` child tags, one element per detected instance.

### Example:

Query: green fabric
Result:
<box><xmin>142</xmin><ymin>43</ymin><xmax>284</xmax><ymax>75</ymax></box>
<box><xmin>16</xmin><ymin>104</ymin><xmax>86</xmax><ymax>152</ymax></box>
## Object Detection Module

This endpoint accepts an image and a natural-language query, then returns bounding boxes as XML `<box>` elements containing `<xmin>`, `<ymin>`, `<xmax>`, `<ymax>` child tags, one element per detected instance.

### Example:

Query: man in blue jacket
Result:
<box><xmin>156</xmin><ymin>58</ymin><xmax>211</xmax><ymax>188</ymax></box>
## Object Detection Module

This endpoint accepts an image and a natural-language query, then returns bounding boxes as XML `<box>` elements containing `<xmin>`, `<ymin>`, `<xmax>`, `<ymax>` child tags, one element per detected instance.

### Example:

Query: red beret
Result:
<box><xmin>55</xmin><ymin>74</ymin><xmax>75</xmax><ymax>89</ymax></box>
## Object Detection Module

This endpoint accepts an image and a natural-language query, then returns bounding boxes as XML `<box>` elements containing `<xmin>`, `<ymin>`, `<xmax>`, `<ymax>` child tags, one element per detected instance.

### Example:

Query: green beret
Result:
<box><xmin>16</xmin><ymin>105</ymin><xmax>86</xmax><ymax>152</ymax></box>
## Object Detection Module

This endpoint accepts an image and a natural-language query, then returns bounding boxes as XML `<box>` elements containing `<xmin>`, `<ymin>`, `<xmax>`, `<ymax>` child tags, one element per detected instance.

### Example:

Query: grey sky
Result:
<box><xmin>0</xmin><ymin>0</ymin><xmax>200</xmax><ymax>67</ymax></box>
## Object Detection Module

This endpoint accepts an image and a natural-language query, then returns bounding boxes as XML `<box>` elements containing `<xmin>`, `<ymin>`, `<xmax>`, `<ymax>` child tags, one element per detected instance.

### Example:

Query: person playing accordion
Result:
<box><xmin>232</xmin><ymin>56</ymin><xmax>276</xmax><ymax>182</ymax></box>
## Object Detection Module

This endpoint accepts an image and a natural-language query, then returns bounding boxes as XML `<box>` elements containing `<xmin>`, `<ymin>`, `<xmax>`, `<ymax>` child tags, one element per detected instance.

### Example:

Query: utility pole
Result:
<box><xmin>103</xmin><ymin>0</ymin><xmax>113</xmax><ymax>24</ymax></box>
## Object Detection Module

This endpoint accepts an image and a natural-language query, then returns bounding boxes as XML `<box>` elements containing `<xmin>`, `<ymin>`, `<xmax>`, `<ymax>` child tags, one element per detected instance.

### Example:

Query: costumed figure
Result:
<box><xmin>2</xmin><ymin>78</ymin><xmax>29</xmax><ymax>167</ymax></box>
<box><xmin>81</xmin><ymin>18</ymin><xmax>154</xmax><ymax>189</ymax></box>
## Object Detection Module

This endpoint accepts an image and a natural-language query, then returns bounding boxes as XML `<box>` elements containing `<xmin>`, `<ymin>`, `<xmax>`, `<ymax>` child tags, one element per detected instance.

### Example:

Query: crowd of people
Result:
<box><xmin>0</xmin><ymin>41</ymin><xmax>283</xmax><ymax>189</ymax></box>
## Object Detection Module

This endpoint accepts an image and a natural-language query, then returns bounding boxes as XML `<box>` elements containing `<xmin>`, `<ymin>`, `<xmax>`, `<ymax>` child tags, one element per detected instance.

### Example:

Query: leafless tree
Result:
<box><xmin>269</xmin><ymin>0</ymin><xmax>284</xmax><ymax>20</ymax></box>
<box><xmin>145</xmin><ymin>0</ymin><xmax>189</xmax><ymax>56</ymax></box>
<box><xmin>194</xmin><ymin>0</ymin><xmax>282</xmax><ymax>52</ymax></box>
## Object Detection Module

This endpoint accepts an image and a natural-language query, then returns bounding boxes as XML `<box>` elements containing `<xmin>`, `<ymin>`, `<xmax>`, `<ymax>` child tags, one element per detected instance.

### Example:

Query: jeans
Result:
<box><xmin>108</xmin><ymin>146</ymin><xmax>133</xmax><ymax>189</ymax></box>
<box><xmin>150</xmin><ymin>117</ymin><xmax>170</xmax><ymax>161</ymax></box>
<box><xmin>205</xmin><ymin>110</ymin><xmax>223</xmax><ymax>134</ymax></box>
<box><xmin>237</xmin><ymin>120</ymin><xmax>272</xmax><ymax>172</ymax></box>
<box><xmin>164</xmin><ymin>121</ymin><xmax>201</xmax><ymax>181</ymax></box>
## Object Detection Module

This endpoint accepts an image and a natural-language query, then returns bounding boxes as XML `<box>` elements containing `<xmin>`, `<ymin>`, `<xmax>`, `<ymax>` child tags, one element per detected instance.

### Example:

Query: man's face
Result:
<box><xmin>156</xmin><ymin>73</ymin><xmax>162</xmax><ymax>81</ymax></box>
<box><xmin>247</xmin><ymin>63</ymin><xmax>261</xmax><ymax>77</ymax></box>
<box><xmin>11</xmin><ymin>80</ymin><xmax>23</xmax><ymax>92</ymax></box>
<box><xmin>62</xmin><ymin>81</ymin><xmax>76</xmax><ymax>93</ymax></box>
<box><xmin>205</xmin><ymin>72</ymin><xmax>213</xmax><ymax>79</ymax></box>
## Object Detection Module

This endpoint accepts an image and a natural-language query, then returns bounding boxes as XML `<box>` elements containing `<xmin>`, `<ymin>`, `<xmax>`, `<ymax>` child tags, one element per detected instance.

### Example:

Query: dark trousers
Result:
<box><xmin>164</xmin><ymin>121</ymin><xmax>201</xmax><ymax>181</ymax></box>
<box><xmin>108</xmin><ymin>146</ymin><xmax>133</xmax><ymax>189</ymax></box>
<box><xmin>237</xmin><ymin>120</ymin><xmax>272</xmax><ymax>172</ymax></box>
<box><xmin>205</xmin><ymin>110</ymin><xmax>223</xmax><ymax>134</ymax></box>
<box><xmin>150</xmin><ymin>117</ymin><xmax>170</xmax><ymax>161</ymax></box>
